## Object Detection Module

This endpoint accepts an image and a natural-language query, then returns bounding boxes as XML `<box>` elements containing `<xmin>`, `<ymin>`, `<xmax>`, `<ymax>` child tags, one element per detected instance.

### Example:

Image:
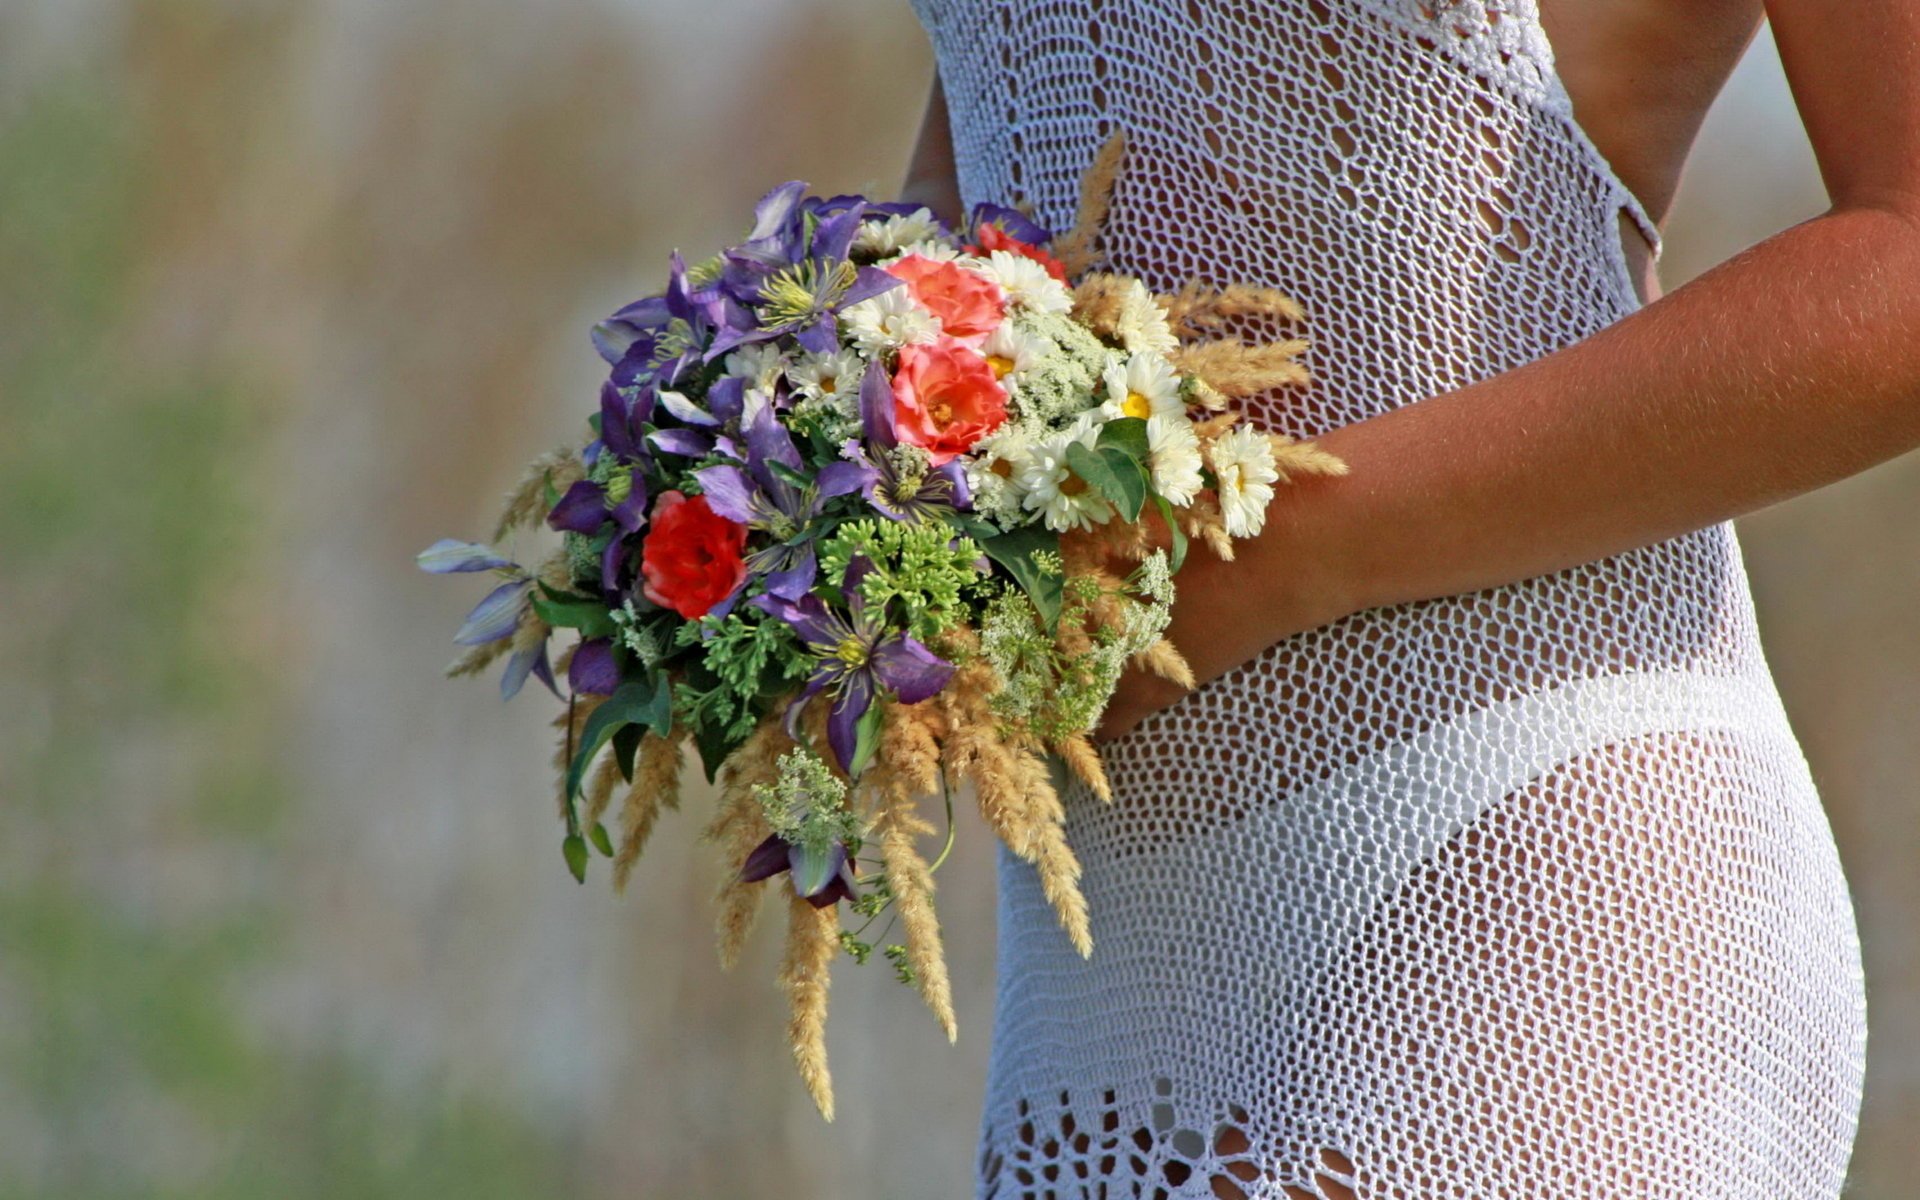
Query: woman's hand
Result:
<box><xmin>1092</xmin><ymin>486</ymin><xmax>1359</xmax><ymax>742</ymax></box>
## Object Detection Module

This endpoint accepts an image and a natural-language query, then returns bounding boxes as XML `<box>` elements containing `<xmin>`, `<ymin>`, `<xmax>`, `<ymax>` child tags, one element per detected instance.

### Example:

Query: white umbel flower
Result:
<box><xmin>1100</xmin><ymin>352</ymin><xmax>1185</xmax><ymax>422</ymax></box>
<box><xmin>840</xmin><ymin>285</ymin><xmax>941</xmax><ymax>356</ymax></box>
<box><xmin>723</xmin><ymin>342</ymin><xmax>788</xmax><ymax>392</ymax></box>
<box><xmin>852</xmin><ymin>206</ymin><xmax>945</xmax><ymax>257</ymax></box>
<box><xmin>972</xmin><ymin>249</ymin><xmax>1073</xmax><ymax>314</ymax></box>
<box><xmin>1208</xmin><ymin>423</ymin><xmax>1281</xmax><ymax>537</ymax></box>
<box><xmin>1112</xmin><ymin>277</ymin><xmax>1179</xmax><ymax>356</ymax></box>
<box><xmin>979</xmin><ymin>320</ymin><xmax>1053</xmax><ymax>394</ymax></box>
<box><xmin>1145</xmin><ymin>415</ymin><xmax>1205</xmax><ymax>506</ymax></box>
<box><xmin>1018</xmin><ymin>422</ymin><xmax>1113</xmax><ymax>532</ymax></box>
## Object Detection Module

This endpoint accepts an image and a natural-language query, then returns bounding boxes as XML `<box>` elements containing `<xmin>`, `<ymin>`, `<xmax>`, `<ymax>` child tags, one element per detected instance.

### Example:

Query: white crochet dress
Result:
<box><xmin>906</xmin><ymin>1</ymin><xmax>1869</xmax><ymax>1197</ymax></box>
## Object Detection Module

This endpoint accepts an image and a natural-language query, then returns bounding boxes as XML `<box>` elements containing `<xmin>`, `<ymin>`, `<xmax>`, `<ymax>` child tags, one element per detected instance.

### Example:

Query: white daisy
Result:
<box><xmin>978</xmin><ymin>320</ymin><xmax>1053</xmax><ymax>394</ymax></box>
<box><xmin>879</xmin><ymin>238</ymin><xmax>963</xmax><ymax>265</ymax></box>
<box><xmin>1100</xmin><ymin>352</ymin><xmax>1185</xmax><ymax>422</ymax></box>
<box><xmin>971</xmin><ymin>249</ymin><xmax>1073</xmax><ymax>314</ymax></box>
<box><xmin>840</xmin><ymin>285</ymin><xmax>941</xmax><ymax>356</ymax></box>
<box><xmin>852</xmin><ymin>207</ymin><xmax>945</xmax><ymax>257</ymax></box>
<box><xmin>1145</xmin><ymin>415</ymin><xmax>1205</xmax><ymax>506</ymax></box>
<box><xmin>1017</xmin><ymin>422</ymin><xmax>1113</xmax><ymax>533</ymax></box>
<box><xmin>1208</xmin><ymin>423</ymin><xmax>1281</xmax><ymax>538</ymax></box>
<box><xmin>786</xmin><ymin>348</ymin><xmax>865</xmax><ymax>405</ymax></box>
<box><xmin>964</xmin><ymin>421</ymin><xmax>1042</xmax><ymax>524</ymax></box>
<box><xmin>722</xmin><ymin>342</ymin><xmax>788</xmax><ymax>392</ymax></box>
<box><xmin>1112</xmin><ymin>277</ymin><xmax>1179</xmax><ymax>356</ymax></box>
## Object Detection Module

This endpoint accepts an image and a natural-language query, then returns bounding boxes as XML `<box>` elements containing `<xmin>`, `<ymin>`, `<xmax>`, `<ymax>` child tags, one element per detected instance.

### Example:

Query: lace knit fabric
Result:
<box><xmin>906</xmin><ymin>1</ymin><xmax>1868</xmax><ymax>1196</ymax></box>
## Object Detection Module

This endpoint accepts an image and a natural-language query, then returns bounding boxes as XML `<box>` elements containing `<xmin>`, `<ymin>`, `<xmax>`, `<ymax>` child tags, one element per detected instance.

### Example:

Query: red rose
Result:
<box><xmin>968</xmin><ymin>220</ymin><xmax>1069</xmax><ymax>282</ymax></box>
<box><xmin>883</xmin><ymin>252</ymin><xmax>1006</xmax><ymax>341</ymax></box>
<box><xmin>891</xmin><ymin>337</ymin><xmax>1009</xmax><ymax>466</ymax></box>
<box><xmin>639</xmin><ymin>490</ymin><xmax>748</xmax><ymax>620</ymax></box>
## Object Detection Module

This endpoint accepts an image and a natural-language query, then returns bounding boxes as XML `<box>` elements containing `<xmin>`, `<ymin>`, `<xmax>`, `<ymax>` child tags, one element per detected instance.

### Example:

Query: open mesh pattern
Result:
<box><xmin>907</xmin><ymin>0</ymin><xmax>1868</xmax><ymax>1196</ymax></box>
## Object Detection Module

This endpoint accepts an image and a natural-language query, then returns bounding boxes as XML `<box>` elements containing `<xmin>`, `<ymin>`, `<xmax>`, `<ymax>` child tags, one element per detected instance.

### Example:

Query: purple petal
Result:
<box><xmin>599</xmin><ymin>381</ymin><xmax>639</xmax><ymax>460</ymax></box>
<box><xmin>610</xmin><ymin>472</ymin><xmax>649</xmax><ymax>533</ymax></box>
<box><xmin>454</xmin><ymin>579</ymin><xmax>529</xmax><ymax>645</ymax></box>
<box><xmin>529</xmin><ymin>644</ymin><xmax>559</xmax><ymax>697</ymax></box>
<box><xmin>705</xmin><ymin>375</ymin><xmax>747</xmax><ymax>425</ymax></box>
<box><xmin>826</xmin><ymin>672</ymin><xmax>873</xmax><ymax>775</ymax></box>
<box><xmin>417</xmin><ymin>538</ymin><xmax>513</xmax><ymax>574</ymax></box>
<box><xmin>969</xmin><ymin>200</ymin><xmax>1052</xmax><ymax>245</ymax></box>
<box><xmin>810</xmin><ymin>203</ymin><xmax>866</xmax><ymax>263</ymax></box>
<box><xmin>739</xmin><ymin>832</ymin><xmax>793</xmax><ymax>883</ymax></box>
<box><xmin>870</xmin><ymin>635</ymin><xmax>954</xmax><ymax>704</ymax></box>
<box><xmin>600</xmin><ymin>534</ymin><xmax>629</xmax><ymax>594</ymax></box>
<box><xmin>792</xmin><ymin>314</ymin><xmax>839</xmax><ymax>355</ymax></box>
<box><xmin>568</xmin><ymin>637</ymin><xmax>621</xmax><ymax>695</ymax></box>
<box><xmin>781</xmin><ymin>674</ymin><xmax>831</xmax><ymax>743</ymax></box>
<box><xmin>609</xmin><ymin>293</ymin><xmax>670</xmax><ymax>327</ymax></box>
<box><xmin>762</xmin><ymin>543</ymin><xmax>817</xmax><ymax>601</ymax></box>
<box><xmin>500</xmin><ymin>640</ymin><xmax>542</xmax><ymax>700</ymax></box>
<box><xmin>692</xmin><ymin>464</ymin><xmax>759</xmax><ymax>525</ymax></box>
<box><xmin>787</xmin><ymin>839</ymin><xmax>848</xmax><ymax>899</ymax></box>
<box><xmin>657</xmin><ymin>389</ymin><xmax>718</xmax><ymax>427</ymax></box>
<box><xmin>804</xmin><ymin>868</ymin><xmax>858</xmax><ymax>908</ymax></box>
<box><xmin>592</xmin><ymin>319</ymin><xmax>642</xmax><ymax>366</ymax></box>
<box><xmin>841</xmin><ymin>264</ymin><xmax>904</xmax><ymax>309</ymax></box>
<box><xmin>931</xmin><ymin>458</ymin><xmax>974</xmax><ymax>510</ymax></box>
<box><xmin>748</xmin><ymin>181</ymin><xmax>810</xmax><ymax>244</ymax></box>
<box><xmin>859</xmin><ymin>358</ymin><xmax>897</xmax><ymax>449</ymax></box>
<box><xmin>749</xmin><ymin>590</ymin><xmax>845</xmax><ymax>648</ymax></box>
<box><xmin>546</xmin><ymin>480</ymin><xmax>609</xmax><ymax>534</ymax></box>
<box><xmin>816</xmin><ymin>458</ymin><xmax>874</xmax><ymax>499</ymax></box>
<box><xmin>648</xmin><ymin>427</ymin><xmax>714</xmax><ymax>457</ymax></box>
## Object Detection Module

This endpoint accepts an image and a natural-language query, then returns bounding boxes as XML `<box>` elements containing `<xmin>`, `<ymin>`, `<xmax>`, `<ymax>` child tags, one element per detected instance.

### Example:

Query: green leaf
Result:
<box><xmin>980</xmin><ymin>525</ymin><xmax>1063</xmax><ymax>626</ymax></box>
<box><xmin>1066</xmin><ymin>440</ymin><xmax>1146</xmax><ymax>522</ymax></box>
<box><xmin>849</xmin><ymin>702</ymin><xmax>884</xmax><ymax>778</ymax></box>
<box><xmin>1153</xmin><ymin>493</ymin><xmax>1189</xmax><ymax>574</ymax></box>
<box><xmin>566</xmin><ymin>677</ymin><xmax>673</xmax><ymax>801</ymax></box>
<box><xmin>694</xmin><ymin>718</ymin><xmax>753</xmax><ymax>785</ymax></box>
<box><xmin>612</xmin><ymin>722</ymin><xmax>643</xmax><ymax>783</ymax></box>
<box><xmin>1095</xmin><ymin>415</ymin><xmax>1150</xmax><ymax>463</ymax></box>
<box><xmin>589</xmin><ymin>821</ymin><xmax>615</xmax><ymax>857</ymax></box>
<box><xmin>562</xmin><ymin>834</ymin><xmax>589</xmax><ymax>883</ymax></box>
<box><xmin>543</xmin><ymin>472</ymin><xmax>562</xmax><ymax>512</ymax></box>
<box><xmin>531</xmin><ymin>593</ymin><xmax>617</xmax><ymax>638</ymax></box>
<box><xmin>767</xmin><ymin>460</ymin><xmax>814</xmax><ymax>491</ymax></box>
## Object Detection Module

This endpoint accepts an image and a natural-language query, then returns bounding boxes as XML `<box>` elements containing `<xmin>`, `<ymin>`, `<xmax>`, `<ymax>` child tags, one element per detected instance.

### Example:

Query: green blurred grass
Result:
<box><xmin>0</xmin><ymin>64</ymin><xmax>573</xmax><ymax>1200</ymax></box>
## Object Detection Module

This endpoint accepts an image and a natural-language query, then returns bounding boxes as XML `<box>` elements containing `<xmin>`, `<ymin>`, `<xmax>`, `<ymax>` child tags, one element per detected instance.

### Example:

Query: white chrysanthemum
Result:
<box><xmin>1100</xmin><ymin>352</ymin><xmax>1185</xmax><ymax>422</ymax></box>
<box><xmin>972</xmin><ymin>249</ymin><xmax>1073</xmax><ymax>314</ymax></box>
<box><xmin>840</xmin><ymin>285</ymin><xmax>941</xmax><ymax>356</ymax></box>
<box><xmin>1209</xmin><ymin>423</ymin><xmax>1281</xmax><ymax>538</ymax></box>
<box><xmin>852</xmin><ymin>207</ymin><xmax>944</xmax><ymax>257</ymax></box>
<box><xmin>1017</xmin><ymin>422</ymin><xmax>1113</xmax><ymax>533</ymax></box>
<box><xmin>1145</xmin><ymin>415</ymin><xmax>1205</xmax><ymax>506</ymax></box>
<box><xmin>723</xmin><ymin>342</ymin><xmax>788</xmax><ymax>391</ymax></box>
<box><xmin>786</xmin><ymin>348</ymin><xmax>864</xmax><ymax>405</ymax></box>
<box><xmin>965</xmin><ymin>421</ymin><xmax>1042</xmax><ymax>523</ymax></box>
<box><xmin>979</xmin><ymin>320</ymin><xmax>1053</xmax><ymax>394</ymax></box>
<box><xmin>1112</xmin><ymin>277</ymin><xmax>1179</xmax><ymax>355</ymax></box>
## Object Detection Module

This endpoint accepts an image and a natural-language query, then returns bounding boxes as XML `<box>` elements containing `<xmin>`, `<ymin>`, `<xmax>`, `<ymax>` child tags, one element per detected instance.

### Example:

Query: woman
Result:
<box><xmin>899</xmin><ymin>1</ymin><xmax>1917</xmax><ymax>1197</ymax></box>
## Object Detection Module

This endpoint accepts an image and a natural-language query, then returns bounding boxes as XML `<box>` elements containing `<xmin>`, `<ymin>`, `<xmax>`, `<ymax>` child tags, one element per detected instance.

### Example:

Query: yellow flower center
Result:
<box><xmin>989</xmin><ymin>457</ymin><xmax>1015</xmax><ymax>479</ymax></box>
<box><xmin>986</xmin><ymin>354</ymin><xmax>1015</xmax><ymax>379</ymax></box>
<box><xmin>833</xmin><ymin>636</ymin><xmax>869</xmax><ymax>667</ymax></box>
<box><xmin>1059</xmin><ymin>471</ymin><xmax>1089</xmax><ymax>497</ymax></box>
<box><xmin>1122</xmin><ymin>391</ymin><xmax>1153</xmax><ymax>419</ymax></box>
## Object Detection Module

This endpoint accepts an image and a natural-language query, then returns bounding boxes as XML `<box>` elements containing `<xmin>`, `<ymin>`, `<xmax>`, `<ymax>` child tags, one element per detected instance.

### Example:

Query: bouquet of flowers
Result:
<box><xmin>419</xmin><ymin>133</ymin><xmax>1343</xmax><ymax>1119</ymax></box>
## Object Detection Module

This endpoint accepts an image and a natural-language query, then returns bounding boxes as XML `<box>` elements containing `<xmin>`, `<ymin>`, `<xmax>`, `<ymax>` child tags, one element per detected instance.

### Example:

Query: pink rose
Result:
<box><xmin>884</xmin><ymin>253</ymin><xmax>1006</xmax><ymax>341</ymax></box>
<box><xmin>890</xmin><ymin>338</ymin><xmax>1009</xmax><ymax>465</ymax></box>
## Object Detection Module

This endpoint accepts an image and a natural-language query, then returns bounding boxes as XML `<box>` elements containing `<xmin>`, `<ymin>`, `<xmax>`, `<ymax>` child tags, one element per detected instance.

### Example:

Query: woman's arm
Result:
<box><xmin>1097</xmin><ymin>0</ymin><xmax>1920</xmax><ymax>739</ymax></box>
<box><xmin>897</xmin><ymin>70</ymin><xmax>964</xmax><ymax>229</ymax></box>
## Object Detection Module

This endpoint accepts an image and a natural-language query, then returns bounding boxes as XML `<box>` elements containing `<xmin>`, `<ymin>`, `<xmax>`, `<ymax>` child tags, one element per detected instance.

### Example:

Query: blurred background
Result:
<box><xmin>0</xmin><ymin>2</ymin><xmax>1911</xmax><ymax>1196</ymax></box>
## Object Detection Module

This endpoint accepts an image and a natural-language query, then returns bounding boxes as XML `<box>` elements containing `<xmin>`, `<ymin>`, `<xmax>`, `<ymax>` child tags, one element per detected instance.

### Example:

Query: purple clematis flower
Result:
<box><xmin>968</xmin><ymin>200</ymin><xmax>1053</xmax><ymax>245</ymax></box>
<box><xmin>694</xmin><ymin>401</ymin><xmax>868</xmax><ymax>599</ymax></box>
<box><xmin>750</xmin><ymin>556</ymin><xmax>954</xmax><ymax>775</ymax></box>
<box><xmin>415</xmin><ymin>543</ymin><xmax>557</xmax><ymax>701</ymax></box>
<box><xmin>737</xmin><ymin>830</ymin><xmax>858</xmax><ymax>908</ymax></box>
<box><xmin>835</xmin><ymin>359</ymin><xmax>972</xmax><ymax>523</ymax></box>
